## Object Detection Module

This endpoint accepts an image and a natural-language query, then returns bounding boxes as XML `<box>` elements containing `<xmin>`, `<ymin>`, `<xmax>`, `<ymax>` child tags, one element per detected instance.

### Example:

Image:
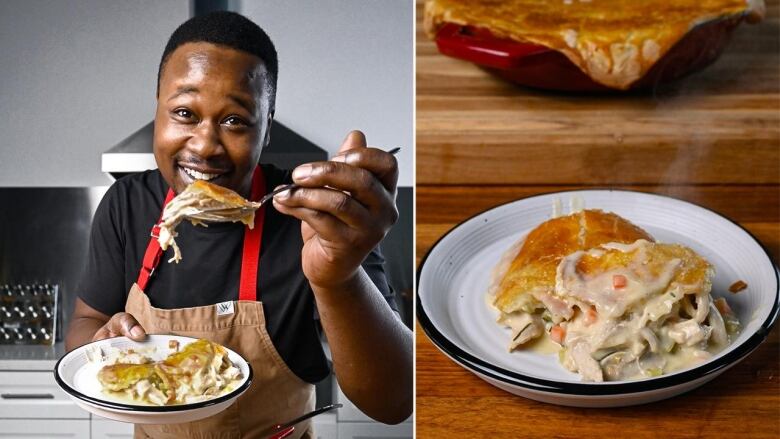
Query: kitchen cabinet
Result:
<box><xmin>0</xmin><ymin>419</ymin><xmax>90</xmax><ymax>438</ymax></box>
<box><xmin>91</xmin><ymin>417</ymin><xmax>134</xmax><ymax>439</ymax></box>
<box><xmin>334</xmin><ymin>386</ymin><xmax>412</xmax><ymax>438</ymax></box>
<box><xmin>0</xmin><ymin>368</ymin><xmax>90</xmax><ymax>438</ymax></box>
<box><xmin>0</xmin><ymin>369</ymin><xmax>412</xmax><ymax>438</ymax></box>
<box><xmin>313</xmin><ymin>413</ymin><xmax>338</xmax><ymax>439</ymax></box>
<box><xmin>91</xmin><ymin>412</ymin><xmax>358</xmax><ymax>439</ymax></box>
<box><xmin>337</xmin><ymin>422</ymin><xmax>413</xmax><ymax>439</ymax></box>
<box><xmin>0</xmin><ymin>370</ymin><xmax>86</xmax><ymax>419</ymax></box>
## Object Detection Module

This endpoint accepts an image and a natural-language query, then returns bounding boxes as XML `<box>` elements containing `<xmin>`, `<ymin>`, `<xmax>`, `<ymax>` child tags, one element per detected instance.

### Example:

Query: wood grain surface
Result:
<box><xmin>415</xmin><ymin>0</ymin><xmax>780</xmax><ymax>437</ymax></box>
<box><xmin>416</xmin><ymin>1</ymin><xmax>780</xmax><ymax>186</ymax></box>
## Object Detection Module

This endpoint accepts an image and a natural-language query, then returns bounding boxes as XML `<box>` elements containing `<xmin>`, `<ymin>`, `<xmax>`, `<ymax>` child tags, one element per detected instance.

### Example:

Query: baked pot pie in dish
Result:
<box><xmin>416</xmin><ymin>190</ymin><xmax>778</xmax><ymax>407</ymax></box>
<box><xmin>424</xmin><ymin>0</ymin><xmax>765</xmax><ymax>91</ymax></box>
<box><xmin>490</xmin><ymin>209</ymin><xmax>741</xmax><ymax>382</ymax></box>
<box><xmin>55</xmin><ymin>335</ymin><xmax>252</xmax><ymax>424</ymax></box>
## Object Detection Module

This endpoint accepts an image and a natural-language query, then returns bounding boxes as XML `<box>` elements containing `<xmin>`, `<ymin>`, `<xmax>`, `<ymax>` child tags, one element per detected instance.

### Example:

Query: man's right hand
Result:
<box><xmin>92</xmin><ymin>312</ymin><xmax>146</xmax><ymax>341</ymax></box>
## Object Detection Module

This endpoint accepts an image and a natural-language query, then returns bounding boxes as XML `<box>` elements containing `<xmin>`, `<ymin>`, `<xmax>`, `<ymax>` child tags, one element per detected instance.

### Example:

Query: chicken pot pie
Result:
<box><xmin>489</xmin><ymin>209</ymin><xmax>740</xmax><ymax>381</ymax></box>
<box><xmin>96</xmin><ymin>339</ymin><xmax>243</xmax><ymax>405</ymax></box>
<box><xmin>424</xmin><ymin>0</ymin><xmax>765</xmax><ymax>90</ymax></box>
<box><xmin>158</xmin><ymin>181</ymin><xmax>261</xmax><ymax>263</ymax></box>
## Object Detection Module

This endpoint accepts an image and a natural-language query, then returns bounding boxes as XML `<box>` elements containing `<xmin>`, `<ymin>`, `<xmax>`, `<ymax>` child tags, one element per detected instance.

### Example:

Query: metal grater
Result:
<box><xmin>0</xmin><ymin>283</ymin><xmax>58</xmax><ymax>345</ymax></box>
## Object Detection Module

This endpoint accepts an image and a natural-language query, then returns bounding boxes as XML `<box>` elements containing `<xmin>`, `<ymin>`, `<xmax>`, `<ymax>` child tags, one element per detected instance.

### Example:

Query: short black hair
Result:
<box><xmin>157</xmin><ymin>11</ymin><xmax>278</xmax><ymax>109</ymax></box>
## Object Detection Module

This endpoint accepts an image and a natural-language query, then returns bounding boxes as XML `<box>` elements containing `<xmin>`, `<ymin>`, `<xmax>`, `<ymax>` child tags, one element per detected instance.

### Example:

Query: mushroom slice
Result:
<box><xmin>707</xmin><ymin>302</ymin><xmax>729</xmax><ymax>346</ymax></box>
<box><xmin>640</xmin><ymin>327</ymin><xmax>660</xmax><ymax>353</ymax></box>
<box><xmin>694</xmin><ymin>293</ymin><xmax>710</xmax><ymax>323</ymax></box>
<box><xmin>637</xmin><ymin>352</ymin><xmax>667</xmax><ymax>377</ymax></box>
<box><xmin>498</xmin><ymin>312</ymin><xmax>544</xmax><ymax>351</ymax></box>
<box><xmin>600</xmin><ymin>350</ymin><xmax>638</xmax><ymax>381</ymax></box>
<box><xmin>591</xmin><ymin>347</ymin><xmax>621</xmax><ymax>361</ymax></box>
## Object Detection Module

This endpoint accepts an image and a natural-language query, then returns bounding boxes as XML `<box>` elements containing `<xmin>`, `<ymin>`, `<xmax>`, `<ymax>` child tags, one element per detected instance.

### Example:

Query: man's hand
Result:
<box><xmin>272</xmin><ymin>130</ymin><xmax>399</xmax><ymax>289</ymax></box>
<box><xmin>66</xmin><ymin>298</ymin><xmax>146</xmax><ymax>352</ymax></box>
<box><xmin>92</xmin><ymin>312</ymin><xmax>147</xmax><ymax>341</ymax></box>
<box><xmin>272</xmin><ymin>130</ymin><xmax>410</xmax><ymax>423</ymax></box>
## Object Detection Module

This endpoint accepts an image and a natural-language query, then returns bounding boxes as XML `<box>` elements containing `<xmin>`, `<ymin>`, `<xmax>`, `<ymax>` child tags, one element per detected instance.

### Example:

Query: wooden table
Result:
<box><xmin>415</xmin><ymin>1</ymin><xmax>780</xmax><ymax>437</ymax></box>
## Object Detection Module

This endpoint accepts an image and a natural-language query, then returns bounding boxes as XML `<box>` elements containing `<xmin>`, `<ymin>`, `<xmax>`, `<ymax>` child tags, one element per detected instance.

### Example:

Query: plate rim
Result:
<box><xmin>416</xmin><ymin>188</ymin><xmax>779</xmax><ymax>396</ymax></box>
<box><xmin>53</xmin><ymin>334</ymin><xmax>254</xmax><ymax>412</ymax></box>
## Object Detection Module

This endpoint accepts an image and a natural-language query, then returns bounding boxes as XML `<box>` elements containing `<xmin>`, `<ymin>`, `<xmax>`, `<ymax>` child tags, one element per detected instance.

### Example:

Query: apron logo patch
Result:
<box><xmin>216</xmin><ymin>301</ymin><xmax>235</xmax><ymax>316</ymax></box>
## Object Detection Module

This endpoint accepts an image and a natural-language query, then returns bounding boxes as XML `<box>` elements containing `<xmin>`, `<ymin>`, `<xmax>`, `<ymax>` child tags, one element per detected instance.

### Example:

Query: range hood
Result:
<box><xmin>102</xmin><ymin>121</ymin><xmax>327</xmax><ymax>179</ymax></box>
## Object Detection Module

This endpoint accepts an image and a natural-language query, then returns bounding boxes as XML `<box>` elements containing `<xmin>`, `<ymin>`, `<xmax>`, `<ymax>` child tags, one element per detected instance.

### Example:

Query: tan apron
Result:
<box><xmin>127</xmin><ymin>167</ymin><xmax>315</xmax><ymax>439</ymax></box>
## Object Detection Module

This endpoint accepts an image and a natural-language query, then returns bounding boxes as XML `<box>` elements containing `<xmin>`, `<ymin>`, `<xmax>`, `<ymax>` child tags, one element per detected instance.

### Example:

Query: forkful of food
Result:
<box><xmin>156</xmin><ymin>146</ymin><xmax>401</xmax><ymax>263</ymax></box>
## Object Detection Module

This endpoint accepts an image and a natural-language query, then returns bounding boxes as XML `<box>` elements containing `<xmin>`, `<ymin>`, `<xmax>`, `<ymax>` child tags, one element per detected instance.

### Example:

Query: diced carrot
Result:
<box><xmin>585</xmin><ymin>306</ymin><xmax>598</xmax><ymax>325</ymax></box>
<box><xmin>714</xmin><ymin>297</ymin><xmax>733</xmax><ymax>315</ymax></box>
<box><xmin>550</xmin><ymin>325</ymin><xmax>566</xmax><ymax>344</ymax></box>
<box><xmin>613</xmin><ymin>274</ymin><xmax>627</xmax><ymax>289</ymax></box>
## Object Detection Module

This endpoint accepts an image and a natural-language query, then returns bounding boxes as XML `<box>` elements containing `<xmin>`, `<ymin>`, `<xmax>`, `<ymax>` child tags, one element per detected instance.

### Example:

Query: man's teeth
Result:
<box><xmin>182</xmin><ymin>167</ymin><xmax>219</xmax><ymax>181</ymax></box>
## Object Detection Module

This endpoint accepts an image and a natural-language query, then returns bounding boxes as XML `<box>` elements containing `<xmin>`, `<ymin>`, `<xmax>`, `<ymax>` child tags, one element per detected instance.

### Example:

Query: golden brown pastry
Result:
<box><xmin>158</xmin><ymin>181</ymin><xmax>261</xmax><ymax>263</ymax></box>
<box><xmin>424</xmin><ymin>0</ymin><xmax>765</xmax><ymax>89</ymax></box>
<box><xmin>493</xmin><ymin>209</ymin><xmax>653</xmax><ymax>316</ymax></box>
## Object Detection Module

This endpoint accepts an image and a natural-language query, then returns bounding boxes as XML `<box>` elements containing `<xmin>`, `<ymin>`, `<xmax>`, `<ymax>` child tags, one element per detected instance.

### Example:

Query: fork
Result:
<box><xmin>257</xmin><ymin>146</ymin><xmax>401</xmax><ymax>206</ymax></box>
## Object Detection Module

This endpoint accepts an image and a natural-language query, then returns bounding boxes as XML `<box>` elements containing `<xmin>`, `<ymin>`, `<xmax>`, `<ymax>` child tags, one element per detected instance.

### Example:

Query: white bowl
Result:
<box><xmin>417</xmin><ymin>189</ymin><xmax>779</xmax><ymax>407</ymax></box>
<box><xmin>54</xmin><ymin>335</ymin><xmax>252</xmax><ymax>424</ymax></box>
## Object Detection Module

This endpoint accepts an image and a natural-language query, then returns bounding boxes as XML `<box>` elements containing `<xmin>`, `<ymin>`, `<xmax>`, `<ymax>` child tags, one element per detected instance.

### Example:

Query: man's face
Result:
<box><xmin>154</xmin><ymin>42</ymin><xmax>272</xmax><ymax>197</ymax></box>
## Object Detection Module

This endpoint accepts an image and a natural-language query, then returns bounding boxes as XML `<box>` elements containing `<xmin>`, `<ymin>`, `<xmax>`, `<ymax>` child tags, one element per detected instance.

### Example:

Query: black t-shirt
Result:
<box><xmin>77</xmin><ymin>165</ymin><xmax>396</xmax><ymax>384</ymax></box>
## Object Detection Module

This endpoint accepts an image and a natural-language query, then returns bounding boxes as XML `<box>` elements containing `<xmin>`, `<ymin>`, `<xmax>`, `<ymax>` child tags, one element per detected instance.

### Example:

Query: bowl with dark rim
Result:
<box><xmin>416</xmin><ymin>190</ymin><xmax>778</xmax><ymax>407</ymax></box>
<box><xmin>54</xmin><ymin>334</ymin><xmax>253</xmax><ymax>424</ymax></box>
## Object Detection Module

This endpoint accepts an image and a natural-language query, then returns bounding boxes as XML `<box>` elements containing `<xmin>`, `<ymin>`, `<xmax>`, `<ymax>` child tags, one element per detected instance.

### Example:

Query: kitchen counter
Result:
<box><xmin>0</xmin><ymin>342</ymin><xmax>65</xmax><ymax>370</ymax></box>
<box><xmin>415</xmin><ymin>0</ymin><xmax>780</xmax><ymax>437</ymax></box>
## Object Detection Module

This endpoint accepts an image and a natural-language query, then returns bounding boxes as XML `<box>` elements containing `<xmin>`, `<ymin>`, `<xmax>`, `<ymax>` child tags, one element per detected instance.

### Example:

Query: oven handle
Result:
<box><xmin>1</xmin><ymin>393</ymin><xmax>55</xmax><ymax>399</ymax></box>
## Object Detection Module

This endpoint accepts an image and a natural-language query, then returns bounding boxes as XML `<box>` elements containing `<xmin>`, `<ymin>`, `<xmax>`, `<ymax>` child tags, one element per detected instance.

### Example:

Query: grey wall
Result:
<box><xmin>0</xmin><ymin>0</ymin><xmax>414</xmax><ymax>187</ymax></box>
<box><xmin>240</xmin><ymin>0</ymin><xmax>414</xmax><ymax>186</ymax></box>
<box><xmin>0</xmin><ymin>0</ymin><xmax>190</xmax><ymax>187</ymax></box>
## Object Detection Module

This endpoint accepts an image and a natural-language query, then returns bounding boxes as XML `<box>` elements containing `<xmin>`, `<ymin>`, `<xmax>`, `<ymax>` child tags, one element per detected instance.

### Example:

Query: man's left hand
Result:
<box><xmin>272</xmin><ymin>130</ymin><xmax>399</xmax><ymax>290</ymax></box>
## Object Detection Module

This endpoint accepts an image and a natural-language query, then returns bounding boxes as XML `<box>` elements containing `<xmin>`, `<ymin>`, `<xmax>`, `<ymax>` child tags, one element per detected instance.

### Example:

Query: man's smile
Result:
<box><xmin>177</xmin><ymin>163</ymin><xmax>230</xmax><ymax>184</ymax></box>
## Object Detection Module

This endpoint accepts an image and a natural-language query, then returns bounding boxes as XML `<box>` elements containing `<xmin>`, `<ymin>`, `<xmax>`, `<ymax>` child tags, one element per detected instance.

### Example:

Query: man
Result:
<box><xmin>66</xmin><ymin>11</ymin><xmax>412</xmax><ymax>438</ymax></box>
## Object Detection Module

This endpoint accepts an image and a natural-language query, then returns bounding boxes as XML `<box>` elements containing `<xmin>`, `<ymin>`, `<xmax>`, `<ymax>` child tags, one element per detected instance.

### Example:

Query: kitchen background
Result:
<box><xmin>0</xmin><ymin>1</ymin><xmax>413</xmax><ymax>438</ymax></box>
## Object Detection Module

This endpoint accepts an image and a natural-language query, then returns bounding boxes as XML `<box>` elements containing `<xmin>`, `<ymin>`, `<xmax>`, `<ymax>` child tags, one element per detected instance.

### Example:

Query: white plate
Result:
<box><xmin>417</xmin><ymin>190</ymin><xmax>779</xmax><ymax>407</ymax></box>
<box><xmin>54</xmin><ymin>335</ymin><xmax>252</xmax><ymax>424</ymax></box>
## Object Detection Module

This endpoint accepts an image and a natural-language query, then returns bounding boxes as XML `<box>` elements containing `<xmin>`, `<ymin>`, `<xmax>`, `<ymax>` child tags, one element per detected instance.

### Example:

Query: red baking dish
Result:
<box><xmin>434</xmin><ymin>16</ymin><xmax>745</xmax><ymax>92</ymax></box>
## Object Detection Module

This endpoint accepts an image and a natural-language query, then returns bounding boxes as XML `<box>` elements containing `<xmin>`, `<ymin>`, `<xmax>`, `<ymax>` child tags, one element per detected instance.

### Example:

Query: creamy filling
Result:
<box><xmin>496</xmin><ymin>239</ymin><xmax>738</xmax><ymax>382</ymax></box>
<box><xmin>97</xmin><ymin>340</ymin><xmax>243</xmax><ymax>406</ymax></box>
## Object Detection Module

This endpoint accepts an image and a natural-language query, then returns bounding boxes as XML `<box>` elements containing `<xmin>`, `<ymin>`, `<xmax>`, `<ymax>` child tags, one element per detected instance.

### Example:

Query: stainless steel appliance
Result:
<box><xmin>0</xmin><ymin>188</ymin><xmax>108</xmax><ymax>438</ymax></box>
<box><xmin>0</xmin><ymin>187</ymin><xmax>107</xmax><ymax>358</ymax></box>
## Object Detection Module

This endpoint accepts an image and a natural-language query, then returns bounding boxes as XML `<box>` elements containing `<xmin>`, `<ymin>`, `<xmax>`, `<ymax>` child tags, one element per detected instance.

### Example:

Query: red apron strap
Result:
<box><xmin>238</xmin><ymin>166</ymin><xmax>266</xmax><ymax>301</ymax></box>
<box><xmin>136</xmin><ymin>188</ymin><xmax>176</xmax><ymax>291</ymax></box>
